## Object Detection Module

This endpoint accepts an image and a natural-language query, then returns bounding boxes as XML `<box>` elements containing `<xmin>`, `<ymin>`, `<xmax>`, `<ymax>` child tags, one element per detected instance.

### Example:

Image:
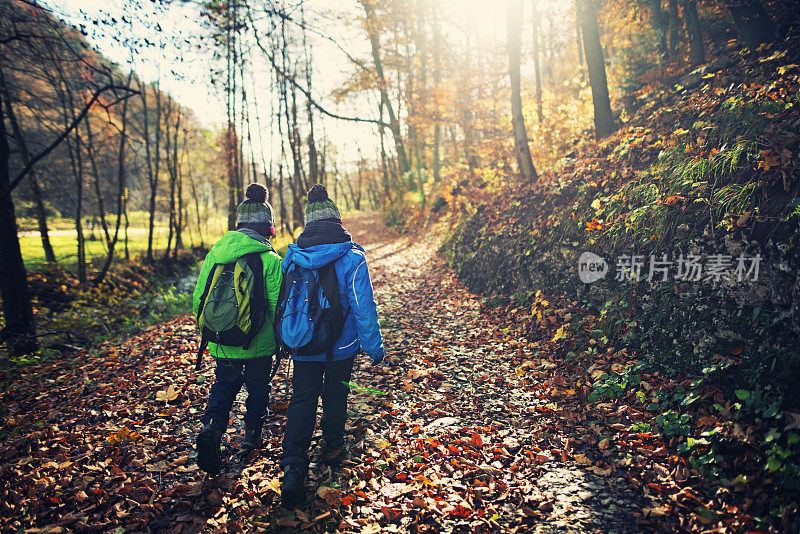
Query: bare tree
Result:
<box><xmin>361</xmin><ymin>0</ymin><xmax>410</xmax><ymax>174</ymax></box>
<box><xmin>506</xmin><ymin>0</ymin><xmax>538</xmax><ymax>181</ymax></box>
<box><xmin>142</xmin><ymin>78</ymin><xmax>164</xmax><ymax>261</ymax></box>
<box><xmin>578</xmin><ymin>0</ymin><xmax>615</xmax><ymax>140</ymax></box>
<box><xmin>0</xmin><ymin>69</ymin><xmax>37</xmax><ymax>355</ymax></box>
<box><xmin>531</xmin><ymin>0</ymin><xmax>544</xmax><ymax>123</ymax></box>
<box><xmin>0</xmin><ymin>68</ymin><xmax>57</xmax><ymax>264</ymax></box>
<box><xmin>95</xmin><ymin>71</ymin><xmax>134</xmax><ymax>284</ymax></box>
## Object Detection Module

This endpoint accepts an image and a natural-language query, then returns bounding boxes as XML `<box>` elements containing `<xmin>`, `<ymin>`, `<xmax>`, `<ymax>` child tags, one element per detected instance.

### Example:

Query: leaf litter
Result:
<box><xmin>0</xmin><ymin>213</ymin><xmax>791</xmax><ymax>532</ymax></box>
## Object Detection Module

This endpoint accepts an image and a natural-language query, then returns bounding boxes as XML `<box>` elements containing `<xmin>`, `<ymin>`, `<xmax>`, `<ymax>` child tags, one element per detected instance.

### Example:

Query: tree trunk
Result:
<box><xmin>123</xmin><ymin>193</ymin><xmax>129</xmax><ymax>260</ymax></box>
<box><xmin>432</xmin><ymin>6</ymin><xmax>442</xmax><ymax>183</ymax></box>
<box><xmin>174</xmin><ymin>128</ymin><xmax>185</xmax><ymax>255</ymax></box>
<box><xmin>73</xmin><ymin>138</ymin><xmax>86</xmax><ymax>283</ymax></box>
<box><xmin>225</xmin><ymin>0</ymin><xmax>237</xmax><ymax>231</ymax></box>
<box><xmin>532</xmin><ymin>0</ymin><xmax>544</xmax><ymax>123</ymax></box>
<box><xmin>302</xmin><ymin>7</ymin><xmax>319</xmax><ymax>186</ymax></box>
<box><xmin>226</xmin><ymin>123</ymin><xmax>238</xmax><ymax>231</ymax></box>
<box><xmin>578</xmin><ymin>0</ymin><xmax>615</xmax><ymax>140</ymax></box>
<box><xmin>667</xmin><ymin>0</ymin><xmax>680</xmax><ymax>54</ymax></box>
<box><xmin>378</xmin><ymin>101</ymin><xmax>392</xmax><ymax>200</ymax></box>
<box><xmin>506</xmin><ymin>0</ymin><xmax>538</xmax><ymax>181</ymax></box>
<box><xmin>141</xmin><ymin>80</ymin><xmax>152</xmax><ymax>259</ymax></box>
<box><xmin>459</xmin><ymin>29</ymin><xmax>479</xmax><ymax>179</ymax></box>
<box><xmin>27</xmin><ymin>174</ymin><xmax>54</xmax><ymax>262</ymax></box>
<box><xmin>344</xmin><ymin>167</ymin><xmax>359</xmax><ymax>211</ymax></box>
<box><xmin>163</xmin><ymin>111</ymin><xmax>175</xmax><ymax>260</ymax></box>
<box><xmin>187</xmin><ymin>157</ymin><xmax>204</xmax><ymax>247</ymax></box>
<box><xmin>84</xmin><ymin>110</ymin><xmax>111</xmax><ymax>248</ymax></box>
<box><xmin>94</xmin><ymin>72</ymin><xmax>133</xmax><ymax>284</ymax></box>
<box><xmin>414</xmin><ymin>0</ymin><xmax>429</xmax><ymax>174</ymax></box>
<box><xmin>726</xmin><ymin>0</ymin><xmax>775</xmax><ymax>49</ymax></box>
<box><xmin>55</xmin><ymin>71</ymin><xmax>87</xmax><ymax>282</ymax></box>
<box><xmin>648</xmin><ymin>0</ymin><xmax>669</xmax><ymax>58</ymax></box>
<box><xmin>682</xmin><ymin>0</ymin><xmax>706</xmax><ymax>67</ymax></box>
<box><xmin>0</xmin><ymin>74</ymin><xmax>57</xmax><ymax>264</ymax></box>
<box><xmin>356</xmin><ymin>158</ymin><xmax>364</xmax><ymax>211</ymax></box>
<box><xmin>0</xmin><ymin>78</ymin><xmax>37</xmax><ymax>354</ymax></box>
<box><xmin>142</xmin><ymin>80</ymin><xmax>163</xmax><ymax>262</ymax></box>
<box><xmin>285</xmin><ymin>76</ymin><xmax>306</xmax><ymax>230</ymax></box>
<box><xmin>278</xmin><ymin>161</ymin><xmax>291</xmax><ymax>236</ymax></box>
<box><xmin>361</xmin><ymin>0</ymin><xmax>410</xmax><ymax>174</ymax></box>
<box><xmin>576</xmin><ymin>3</ymin><xmax>585</xmax><ymax>67</ymax></box>
<box><xmin>64</xmin><ymin>99</ymin><xmax>87</xmax><ymax>284</ymax></box>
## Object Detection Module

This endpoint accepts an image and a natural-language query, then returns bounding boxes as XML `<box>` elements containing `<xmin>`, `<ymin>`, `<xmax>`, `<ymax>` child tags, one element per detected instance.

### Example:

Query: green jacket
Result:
<box><xmin>193</xmin><ymin>229</ymin><xmax>283</xmax><ymax>359</ymax></box>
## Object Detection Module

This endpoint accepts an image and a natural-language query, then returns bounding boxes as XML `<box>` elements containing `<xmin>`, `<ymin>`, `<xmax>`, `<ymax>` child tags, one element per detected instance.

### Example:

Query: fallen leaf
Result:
<box><xmin>573</xmin><ymin>453</ymin><xmax>592</xmax><ymax>466</ymax></box>
<box><xmin>266</xmin><ymin>477</ymin><xmax>281</xmax><ymax>495</ymax></box>
<box><xmin>155</xmin><ymin>384</ymin><xmax>178</xmax><ymax>402</ymax></box>
<box><xmin>317</xmin><ymin>486</ymin><xmax>341</xmax><ymax>506</ymax></box>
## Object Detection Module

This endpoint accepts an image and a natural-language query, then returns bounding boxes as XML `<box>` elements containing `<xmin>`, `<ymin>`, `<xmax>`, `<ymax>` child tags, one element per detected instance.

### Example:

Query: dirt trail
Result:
<box><xmin>0</xmin><ymin>213</ymin><xmax>646</xmax><ymax>533</ymax></box>
<box><xmin>343</xmin><ymin>213</ymin><xmax>644</xmax><ymax>533</ymax></box>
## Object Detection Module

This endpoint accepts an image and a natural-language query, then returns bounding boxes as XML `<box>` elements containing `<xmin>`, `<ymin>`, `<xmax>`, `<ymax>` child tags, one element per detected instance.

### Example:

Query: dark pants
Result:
<box><xmin>202</xmin><ymin>356</ymin><xmax>271</xmax><ymax>431</ymax></box>
<box><xmin>281</xmin><ymin>357</ymin><xmax>355</xmax><ymax>470</ymax></box>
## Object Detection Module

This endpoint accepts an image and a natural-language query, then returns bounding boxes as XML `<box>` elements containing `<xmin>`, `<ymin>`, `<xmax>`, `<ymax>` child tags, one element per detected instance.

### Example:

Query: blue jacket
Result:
<box><xmin>282</xmin><ymin>241</ymin><xmax>385</xmax><ymax>362</ymax></box>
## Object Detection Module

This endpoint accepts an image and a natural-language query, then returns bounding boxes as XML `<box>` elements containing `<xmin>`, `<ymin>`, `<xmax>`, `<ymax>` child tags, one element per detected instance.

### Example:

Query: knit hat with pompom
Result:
<box><xmin>236</xmin><ymin>183</ymin><xmax>275</xmax><ymax>237</ymax></box>
<box><xmin>304</xmin><ymin>184</ymin><xmax>341</xmax><ymax>225</ymax></box>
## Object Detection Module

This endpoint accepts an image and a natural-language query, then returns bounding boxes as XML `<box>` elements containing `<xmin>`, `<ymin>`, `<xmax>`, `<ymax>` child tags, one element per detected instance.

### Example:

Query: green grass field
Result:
<box><xmin>19</xmin><ymin>215</ymin><xmax>297</xmax><ymax>270</ymax></box>
<box><xmin>20</xmin><ymin>229</ymin><xmax>172</xmax><ymax>270</ymax></box>
<box><xmin>20</xmin><ymin>211</ymin><xmax>229</xmax><ymax>270</ymax></box>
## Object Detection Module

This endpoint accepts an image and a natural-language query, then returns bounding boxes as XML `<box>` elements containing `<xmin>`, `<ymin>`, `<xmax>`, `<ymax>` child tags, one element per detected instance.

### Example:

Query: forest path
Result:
<box><xmin>337</xmin><ymin>213</ymin><xmax>645</xmax><ymax>533</ymax></box>
<box><xmin>0</xmin><ymin>213</ymin><xmax>646</xmax><ymax>534</ymax></box>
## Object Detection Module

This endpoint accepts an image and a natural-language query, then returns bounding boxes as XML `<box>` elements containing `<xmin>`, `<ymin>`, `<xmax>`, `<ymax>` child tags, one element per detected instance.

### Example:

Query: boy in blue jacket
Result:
<box><xmin>280</xmin><ymin>184</ymin><xmax>385</xmax><ymax>507</ymax></box>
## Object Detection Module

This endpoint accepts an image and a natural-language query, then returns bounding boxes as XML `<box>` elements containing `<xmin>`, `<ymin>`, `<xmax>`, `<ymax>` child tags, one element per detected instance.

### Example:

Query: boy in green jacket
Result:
<box><xmin>192</xmin><ymin>184</ymin><xmax>283</xmax><ymax>475</ymax></box>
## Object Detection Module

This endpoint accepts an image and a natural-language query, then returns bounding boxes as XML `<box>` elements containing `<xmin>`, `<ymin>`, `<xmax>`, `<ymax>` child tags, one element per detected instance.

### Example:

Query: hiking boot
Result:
<box><xmin>242</xmin><ymin>425</ymin><xmax>262</xmax><ymax>450</ymax></box>
<box><xmin>196</xmin><ymin>422</ymin><xmax>223</xmax><ymax>475</ymax></box>
<box><xmin>320</xmin><ymin>439</ymin><xmax>345</xmax><ymax>467</ymax></box>
<box><xmin>281</xmin><ymin>465</ymin><xmax>306</xmax><ymax>508</ymax></box>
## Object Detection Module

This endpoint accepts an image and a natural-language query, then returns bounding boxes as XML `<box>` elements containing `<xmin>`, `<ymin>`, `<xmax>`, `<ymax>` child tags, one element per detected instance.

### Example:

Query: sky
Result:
<box><xmin>39</xmin><ymin>0</ymin><xmax>384</xmax><ymax>165</ymax></box>
<box><xmin>40</xmin><ymin>0</ymin><xmax>511</xmax><ymax>167</ymax></box>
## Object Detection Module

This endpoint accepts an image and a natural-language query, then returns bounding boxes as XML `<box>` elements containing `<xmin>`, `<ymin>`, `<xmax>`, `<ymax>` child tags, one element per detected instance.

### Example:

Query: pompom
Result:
<box><xmin>307</xmin><ymin>183</ymin><xmax>329</xmax><ymax>203</ymax></box>
<box><xmin>245</xmin><ymin>183</ymin><xmax>267</xmax><ymax>203</ymax></box>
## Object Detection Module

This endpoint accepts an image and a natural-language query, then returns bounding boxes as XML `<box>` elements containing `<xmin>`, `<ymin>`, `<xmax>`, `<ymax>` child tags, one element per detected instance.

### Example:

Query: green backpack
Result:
<box><xmin>195</xmin><ymin>251</ymin><xmax>269</xmax><ymax>365</ymax></box>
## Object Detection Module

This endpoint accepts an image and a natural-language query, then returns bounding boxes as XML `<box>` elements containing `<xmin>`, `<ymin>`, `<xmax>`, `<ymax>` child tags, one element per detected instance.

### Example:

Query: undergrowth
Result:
<box><xmin>441</xmin><ymin>42</ymin><xmax>800</xmax><ymax>405</ymax></box>
<box><xmin>1</xmin><ymin>253</ymin><xmax>201</xmax><ymax>365</ymax></box>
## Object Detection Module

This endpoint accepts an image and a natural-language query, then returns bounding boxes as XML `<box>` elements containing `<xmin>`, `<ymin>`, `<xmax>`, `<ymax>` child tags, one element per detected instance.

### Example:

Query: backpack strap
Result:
<box><xmin>318</xmin><ymin>262</ymin><xmax>344</xmax><ymax>362</ymax></box>
<box><xmin>269</xmin><ymin>259</ymin><xmax>293</xmax><ymax>378</ymax></box>
<box><xmin>241</xmin><ymin>252</ymin><xmax>265</xmax><ymax>351</ymax></box>
<box><xmin>268</xmin><ymin>346</ymin><xmax>285</xmax><ymax>382</ymax></box>
<box><xmin>195</xmin><ymin>338</ymin><xmax>208</xmax><ymax>371</ymax></box>
<box><xmin>318</xmin><ymin>262</ymin><xmax>342</xmax><ymax>316</ymax></box>
<box><xmin>273</xmin><ymin>259</ymin><xmax>293</xmax><ymax>350</ymax></box>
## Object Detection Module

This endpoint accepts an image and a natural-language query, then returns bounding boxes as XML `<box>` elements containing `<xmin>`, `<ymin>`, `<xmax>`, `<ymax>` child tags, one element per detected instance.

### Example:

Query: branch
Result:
<box><xmin>0</xmin><ymin>32</ymin><xmax>38</xmax><ymax>46</ymax></box>
<box><xmin>3</xmin><ymin>84</ymin><xmax>139</xmax><ymax>198</ymax></box>
<box><xmin>246</xmin><ymin>7</ymin><xmax>387</xmax><ymax>128</ymax></box>
<box><xmin>283</xmin><ymin>15</ymin><xmax>370</xmax><ymax>72</ymax></box>
<box><xmin>15</xmin><ymin>0</ymin><xmax>49</xmax><ymax>10</ymax></box>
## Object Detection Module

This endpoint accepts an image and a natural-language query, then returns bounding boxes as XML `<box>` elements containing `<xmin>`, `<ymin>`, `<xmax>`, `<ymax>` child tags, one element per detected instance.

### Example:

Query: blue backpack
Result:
<box><xmin>274</xmin><ymin>261</ymin><xmax>347</xmax><ymax>360</ymax></box>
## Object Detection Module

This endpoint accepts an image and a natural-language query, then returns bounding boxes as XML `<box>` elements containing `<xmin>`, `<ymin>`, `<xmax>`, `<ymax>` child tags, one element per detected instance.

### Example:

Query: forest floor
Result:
<box><xmin>1</xmin><ymin>212</ymin><xmax>773</xmax><ymax>533</ymax></box>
